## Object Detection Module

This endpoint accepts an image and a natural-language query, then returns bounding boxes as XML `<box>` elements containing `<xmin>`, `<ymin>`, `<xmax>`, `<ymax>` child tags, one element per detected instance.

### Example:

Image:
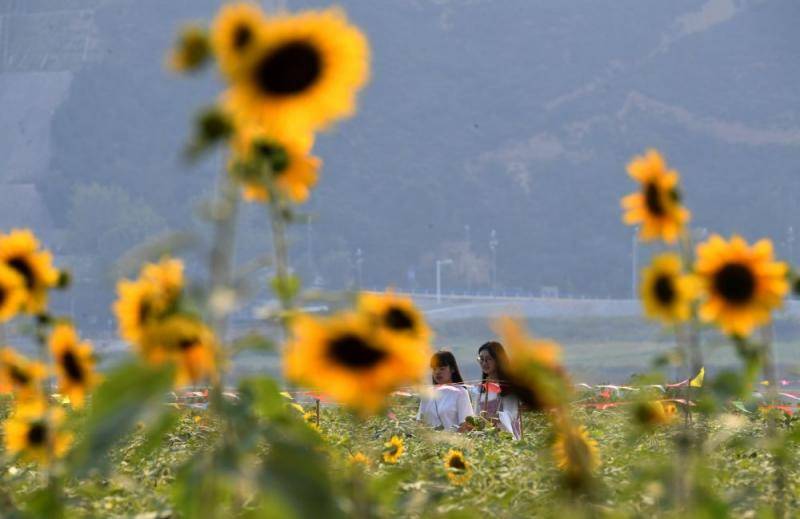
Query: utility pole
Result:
<box><xmin>436</xmin><ymin>259</ymin><xmax>453</xmax><ymax>304</ymax></box>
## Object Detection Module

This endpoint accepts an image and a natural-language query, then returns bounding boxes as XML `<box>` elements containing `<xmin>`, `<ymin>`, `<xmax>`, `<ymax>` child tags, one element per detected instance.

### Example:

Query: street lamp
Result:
<box><xmin>489</xmin><ymin>229</ymin><xmax>498</xmax><ymax>293</ymax></box>
<box><xmin>436</xmin><ymin>259</ymin><xmax>453</xmax><ymax>304</ymax></box>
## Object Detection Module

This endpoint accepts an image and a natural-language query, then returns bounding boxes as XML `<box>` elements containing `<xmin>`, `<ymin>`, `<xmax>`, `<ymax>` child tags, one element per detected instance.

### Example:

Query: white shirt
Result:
<box><xmin>417</xmin><ymin>385</ymin><xmax>475</xmax><ymax>431</ymax></box>
<box><xmin>468</xmin><ymin>385</ymin><xmax>521</xmax><ymax>440</ymax></box>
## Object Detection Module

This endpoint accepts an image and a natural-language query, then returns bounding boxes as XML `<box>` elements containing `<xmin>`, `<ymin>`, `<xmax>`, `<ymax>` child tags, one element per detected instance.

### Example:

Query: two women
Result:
<box><xmin>417</xmin><ymin>343</ymin><xmax>521</xmax><ymax>439</ymax></box>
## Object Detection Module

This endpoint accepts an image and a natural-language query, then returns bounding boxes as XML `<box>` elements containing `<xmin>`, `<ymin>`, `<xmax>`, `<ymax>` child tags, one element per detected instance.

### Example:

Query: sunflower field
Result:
<box><xmin>1</xmin><ymin>2</ymin><xmax>800</xmax><ymax>518</ymax></box>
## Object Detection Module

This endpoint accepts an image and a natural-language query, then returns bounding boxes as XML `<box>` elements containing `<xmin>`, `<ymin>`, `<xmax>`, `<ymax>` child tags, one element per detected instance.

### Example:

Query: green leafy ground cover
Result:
<box><xmin>2</xmin><ymin>395</ymin><xmax>799</xmax><ymax>517</ymax></box>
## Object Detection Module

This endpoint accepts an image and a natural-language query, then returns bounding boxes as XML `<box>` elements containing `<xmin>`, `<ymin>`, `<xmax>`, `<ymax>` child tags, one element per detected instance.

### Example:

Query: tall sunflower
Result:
<box><xmin>224</xmin><ymin>8</ymin><xmax>370</xmax><ymax>137</ymax></box>
<box><xmin>139</xmin><ymin>315</ymin><xmax>217</xmax><ymax>387</ymax></box>
<box><xmin>0</xmin><ymin>348</ymin><xmax>46</xmax><ymax>399</ymax></box>
<box><xmin>49</xmin><ymin>323</ymin><xmax>99</xmax><ymax>408</ymax></box>
<box><xmin>3</xmin><ymin>399</ymin><xmax>72</xmax><ymax>465</ymax></box>
<box><xmin>358</xmin><ymin>291</ymin><xmax>431</xmax><ymax>346</ymax></box>
<box><xmin>0</xmin><ymin>264</ymin><xmax>26</xmax><ymax>322</ymax></box>
<box><xmin>695</xmin><ymin>235</ymin><xmax>788</xmax><ymax>337</ymax></box>
<box><xmin>113</xmin><ymin>257</ymin><xmax>184</xmax><ymax>346</ymax></box>
<box><xmin>382</xmin><ymin>435</ymin><xmax>404</xmax><ymax>464</ymax></box>
<box><xmin>493</xmin><ymin>317</ymin><xmax>569</xmax><ymax>411</ymax></box>
<box><xmin>640</xmin><ymin>253</ymin><xmax>697</xmax><ymax>324</ymax></box>
<box><xmin>0</xmin><ymin>229</ymin><xmax>60</xmax><ymax>314</ymax></box>
<box><xmin>552</xmin><ymin>423</ymin><xmax>600</xmax><ymax>483</ymax></box>
<box><xmin>229</xmin><ymin>122</ymin><xmax>321</xmax><ymax>203</ymax></box>
<box><xmin>283</xmin><ymin>312</ymin><xmax>428</xmax><ymax>415</ymax></box>
<box><xmin>443</xmin><ymin>449</ymin><xmax>472</xmax><ymax>485</ymax></box>
<box><xmin>621</xmin><ymin>149</ymin><xmax>690</xmax><ymax>244</ymax></box>
<box><xmin>211</xmin><ymin>2</ymin><xmax>265</xmax><ymax>80</ymax></box>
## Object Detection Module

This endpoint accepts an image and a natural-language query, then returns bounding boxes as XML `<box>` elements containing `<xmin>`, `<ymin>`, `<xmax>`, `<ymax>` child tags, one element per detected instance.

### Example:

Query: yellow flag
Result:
<box><xmin>690</xmin><ymin>367</ymin><xmax>704</xmax><ymax>388</ymax></box>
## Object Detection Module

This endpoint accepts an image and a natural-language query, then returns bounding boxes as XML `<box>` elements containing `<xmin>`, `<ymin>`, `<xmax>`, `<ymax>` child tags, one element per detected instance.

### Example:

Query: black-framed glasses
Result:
<box><xmin>476</xmin><ymin>356</ymin><xmax>492</xmax><ymax>364</ymax></box>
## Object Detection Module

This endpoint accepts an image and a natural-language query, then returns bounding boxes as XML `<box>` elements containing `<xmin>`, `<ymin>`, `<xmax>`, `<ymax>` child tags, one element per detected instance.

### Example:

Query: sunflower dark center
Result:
<box><xmin>233</xmin><ymin>24</ymin><xmax>253</xmax><ymax>51</ymax></box>
<box><xmin>27</xmin><ymin>421</ymin><xmax>47</xmax><ymax>446</ymax></box>
<box><xmin>9</xmin><ymin>365</ymin><xmax>29</xmax><ymax>385</ymax></box>
<box><xmin>384</xmin><ymin>307</ymin><xmax>414</xmax><ymax>331</ymax></box>
<box><xmin>448</xmin><ymin>456</ymin><xmax>466</xmax><ymax>470</ymax></box>
<box><xmin>653</xmin><ymin>275</ymin><xmax>676</xmax><ymax>305</ymax></box>
<box><xmin>62</xmin><ymin>350</ymin><xmax>84</xmax><ymax>382</ymax></box>
<box><xmin>7</xmin><ymin>257</ymin><xmax>35</xmax><ymax>290</ymax></box>
<box><xmin>178</xmin><ymin>338</ymin><xmax>199</xmax><ymax>351</ymax></box>
<box><xmin>643</xmin><ymin>182</ymin><xmax>666</xmax><ymax>217</ymax></box>
<box><xmin>138</xmin><ymin>300</ymin><xmax>153</xmax><ymax>324</ymax></box>
<box><xmin>0</xmin><ymin>286</ymin><xmax>5</xmax><ymax>307</ymax></box>
<box><xmin>253</xmin><ymin>140</ymin><xmax>289</xmax><ymax>174</ymax></box>
<box><xmin>327</xmin><ymin>334</ymin><xmax>387</xmax><ymax>370</ymax></box>
<box><xmin>253</xmin><ymin>40</ymin><xmax>322</xmax><ymax>96</ymax></box>
<box><xmin>713</xmin><ymin>263</ymin><xmax>756</xmax><ymax>305</ymax></box>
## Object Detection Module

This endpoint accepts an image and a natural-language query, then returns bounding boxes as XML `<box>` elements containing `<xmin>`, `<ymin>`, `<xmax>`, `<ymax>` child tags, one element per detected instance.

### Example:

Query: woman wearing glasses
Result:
<box><xmin>417</xmin><ymin>351</ymin><xmax>475</xmax><ymax>432</ymax></box>
<box><xmin>469</xmin><ymin>341</ymin><xmax>521</xmax><ymax>439</ymax></box>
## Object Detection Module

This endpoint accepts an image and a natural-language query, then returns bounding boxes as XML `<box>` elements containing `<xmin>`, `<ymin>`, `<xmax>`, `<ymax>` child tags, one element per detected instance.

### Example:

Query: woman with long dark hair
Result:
<box><xmin>416</xmin><ymin>351</ymin><xmax>474</xmax><ymax>431</ymax></box>
<box><xmin>469</xmin><ymin>341</ymin><xmax>521</xmax><ymax>439</ymax></box>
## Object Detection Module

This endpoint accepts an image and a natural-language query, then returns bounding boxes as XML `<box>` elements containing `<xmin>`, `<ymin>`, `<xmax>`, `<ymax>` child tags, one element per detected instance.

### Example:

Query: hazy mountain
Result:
<box><xmin>1</xmin><ymin>0</ymin><xmax>798</xmax><ymax>325</ymax></box>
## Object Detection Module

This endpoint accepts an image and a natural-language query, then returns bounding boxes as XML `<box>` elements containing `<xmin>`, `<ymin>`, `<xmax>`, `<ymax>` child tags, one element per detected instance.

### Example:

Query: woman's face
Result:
<box><xmin>432</xmin><ymin>364</ymin><xmax>453</xmax><ymax>384</ymax></box>
<box><xmin>478</xmin><ymin>350</ymin><xmax>497</xmax><ymax>378</ymax></box>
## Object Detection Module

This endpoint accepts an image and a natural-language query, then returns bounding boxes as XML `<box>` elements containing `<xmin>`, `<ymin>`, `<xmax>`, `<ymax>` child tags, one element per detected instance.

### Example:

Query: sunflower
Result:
<box><xmin>0</xmin><ymin>229</ymin><xmax>60</xmax><ymax>314</ymax></box>
<box><xmin>382</xmin><ymin>435</ymin><xmax>404</xmax><ymax>464</ymax></box>
<box><xmin>633</xmin><ymin>400</ymin><xmax>676</xmax><ymax>428</ymax></box>
<box><xmin>211</xmin><ymin>2</ymin><xmax>265</xmax><ymax>80</ymax></box>
<box><xmin>348</xmin><ymin>451</ymin><xmax>371</xmax><ymax>468</ymax></box>
<box><xmin>113</xmin><ymin>257</ymin><xmax>184</xmax><ymax>346</ymax></box>
<box><xmin>493</xmin><ymin>317</ymin><xmax>569</xmax><ymax>411</ymax></box>
<box><xmin>358</xmin><ymin>291</ymin><xmax>431</xmax><ymax>346</ymax></box>
<box><xmin>49</xmin><ymin>323</ymin><xmax>99</xmax><ymax>408</ymax></box>
<box><xmin>695</xmin><ymin>235</ymin><xmax>788</xmax><ymax>337</ymax></box>
<box><xmin>139</xmin><ymin>315</ymin><xmax>217</xmax><ymax>387</ymax></box>
<box><xmin>640</xmin><ymin>253</ymin><xmax>698</xmax><ymax>324</ymax></box>
<box><xmin>229</xmin><ymin>122</ymin><xmax>320</xmax><ymax>203</ymax></box>
<box><xmin>444</xmin><ymin>449</ymin><xmax>472</xmax><ymax>485</ymax></box>
<box><xmin>167</xmin><ymin>24</ymin><xmax>211</xmax><ymax>74</ymax></box>
<box><xmin>621</xmin><ymin>149</ymin><xmax>690</xmax><ymax>244</ymax></box>
<box><xmin>223</xmin><ymin>8</ymin><xmax>370</xmax><ymax>137</ymax></box>
<box><xmin>0</xmin><ymin>264</ymin><xmax>26</xmax><ymax>322</ymax></box>
<box><xmin>3</xmin><ymin>399</ymin><xmax>72</xmax><ymax>465</ymax></box>
<box><xmin>552</xmin><ymin>423</ymin><xmax>600</xmax><ymax>482</ymax></box>
<box><xmin>0</xmin><ymin>348</ymin><xmax>46</xmax><ymax>399</ymax></box>
<box><xmin>283</xmin><ymin>312</ymin><xmax>429</xmax><ymax>415</ymax></box>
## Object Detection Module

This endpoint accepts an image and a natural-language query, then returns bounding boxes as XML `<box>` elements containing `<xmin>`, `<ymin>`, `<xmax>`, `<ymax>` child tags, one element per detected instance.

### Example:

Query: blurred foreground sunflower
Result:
<box><xmin>640</xmin><ymin>253</ymin><xmax>698</xmax><ymax>325</ymax></box>
<box><xmin>49</xmin><ymin>323</ymin><xmax>99</xmax><ymax>408</ymax></box>
<box><xmin>113</xmin><ymin>257</ymin><xmax>185</xmax><ymax>346</ymax></box>
<box><xmin>633</xmin><ymin>400</ymin><xmax>676</xmax><ymax>428</ymax></box>
<box><xmin>621</xmin><ymin>149</ymin><xmax>689</xmax><ymax>244</ymax></box>
<box><xmin>358</xmin><ymin>291</ymin><xmax>431</xmax><ymax>346</ymax></box>
<box><xmin>0</xmin><ymin>229</ymin><xmax>60</xmax><ymax>314</ymax></box>
<box><xmin>3</xmin><ymin>399</ymin><xmax>72</xmax><ymax>465</ymax></box>
<box><xmin>229</xmin><ymin>123</ymin><xmax>320</xmax><ymax>203</ymax></box>
<box><xmin>211</xmin><ymin>2</ymin><xmax>265</xmax><ymax>80</ymax></box>
<box><xmin>0</xmin><ymin>348</ymin><xmax>46</xmax><ymax>399</ymax></box>
<box><xmin>443</xmin><ymin>449</ymin><xmax>471</xmax><ymax>485</ymax></box>
<box><xmin>382</xmin><ymin>435</ymin><xmax>404</xmax><ymax>464</ymax></box>
<box><xmin>493</xmin><ymin>317</ymin><xmax>569</xmax><ymax>411</ymax></box>
<box><xmin>695</xmin><ymin>235</ymin><xmax>788</xmax><ymax>337</ymax></box>
<box><xmin>284</xmin><ymin>312</ymin><xmax>428</xmax><ymax>415</ymax></box>
<box><xmin>139</xmin><ymin>315</ymin><xmax>217</xmax><ymax>387</ymax></box>
<box><xmin>224</xmin><ymin>8</ymin><xmax>370</xmax><ymax>137</ymax></box>
<box><xmin>552</xmin><ymin>423</ymin><xmax>600</xmax><ymax>485</ymax></box>
<box><xmin>0</xmin><ymin>264</ymin><xmax>26</xmax><ymax>322</ymax></box>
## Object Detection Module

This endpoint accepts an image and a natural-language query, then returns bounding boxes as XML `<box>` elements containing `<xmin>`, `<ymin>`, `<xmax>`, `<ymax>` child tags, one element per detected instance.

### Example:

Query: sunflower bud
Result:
<box><xmin>185</xmin><ymin>107</ymin><xmax>233</xmax><ymax>160</ymax></box>
<box><xmin>167</xmin><ymin>24</ymin><xmax>211</xmax><ymax>74</ymax></box>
